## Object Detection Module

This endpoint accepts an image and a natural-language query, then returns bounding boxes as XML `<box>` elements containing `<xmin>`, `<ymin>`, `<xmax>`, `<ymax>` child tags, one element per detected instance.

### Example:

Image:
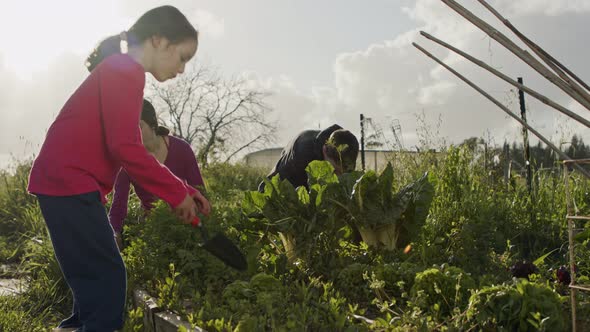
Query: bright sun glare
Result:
<box><xmin>1</xmin><ymin>0</ymin><xmax>128</xmax><ymax>79</ymax></box>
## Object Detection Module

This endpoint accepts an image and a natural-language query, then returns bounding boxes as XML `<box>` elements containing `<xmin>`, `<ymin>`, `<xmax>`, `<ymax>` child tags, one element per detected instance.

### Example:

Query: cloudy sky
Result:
<box><xmin>1</xmin><ymin>0</ymin><xmax>589</xmax><ymax>168</ymax></box>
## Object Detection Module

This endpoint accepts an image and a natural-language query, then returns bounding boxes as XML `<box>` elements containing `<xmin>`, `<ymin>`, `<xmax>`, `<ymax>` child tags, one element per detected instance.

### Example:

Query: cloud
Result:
<box><xmin>322</xmin><ymin>0</ymin><xmax>590</xmax><ymax>148</ymax></box>
<box><xmin>493</xmin><ymin>0</ymin><xmax>590</xmax><ymax>17</ymax></box>
<box><xmin>242</xmin><ymin>0</ymin><xmax>590</xmax><ymax>153</ymax></box>
<box><xmin>0</xmin><ymin>53</ymin><xmax>88</xmax><ymax>160</ymax></box>
<box><xmin>241</xmin><ymin>72</ymin><xmax>320</xmax><ymax>145</ymax></box>
<box><xmin>192</xmin><ymin>9</ymin><xmax>225</xmax><ymax>40</ymax></box>
<box><xmin>2</xmin><ymin>0</ymin><xmax>590</xmax><ymax>166</ymax></box>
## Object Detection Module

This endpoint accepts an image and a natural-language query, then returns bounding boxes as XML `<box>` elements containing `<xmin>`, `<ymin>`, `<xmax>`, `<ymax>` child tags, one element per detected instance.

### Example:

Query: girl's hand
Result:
<box><xmin>191</xmin><ymin>190</ymin><xmax>211</xmax><ymax>216</ymax></box>
<box><xmin>174</xmin><ymin>194</ymin><xmax>198</xmax><ymax>223</ymax></box>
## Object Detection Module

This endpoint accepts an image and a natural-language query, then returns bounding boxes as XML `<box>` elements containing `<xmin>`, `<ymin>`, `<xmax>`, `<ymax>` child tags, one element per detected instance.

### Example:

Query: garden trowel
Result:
<box><xmin>191</xmin><ymin>216</ymin><xmax>247</xmax><ymax>271</ymax></box>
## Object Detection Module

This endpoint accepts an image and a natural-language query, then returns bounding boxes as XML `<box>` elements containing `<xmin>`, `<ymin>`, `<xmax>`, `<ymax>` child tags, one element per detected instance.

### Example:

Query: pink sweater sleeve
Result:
<box><xmin>108</xmin><ymin>169</ymin><xmax>131</xmax><ymax>233</ymax></box>
<box><xmin>99</xmin><ymin>61</ymin><xmax>188</xmax><ymax>208</ymax></box>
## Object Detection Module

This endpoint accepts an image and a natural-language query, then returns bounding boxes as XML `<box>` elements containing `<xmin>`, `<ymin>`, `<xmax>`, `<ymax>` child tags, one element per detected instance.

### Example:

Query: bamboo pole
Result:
<box><xmin>440</xmin><ymin>0</ymin><xmax>590</xmax><ymax>112</ymax></box>
<box><xmin>564</xmin><ymin>159</ymin><xmax>590</xmax><ymax>165</ymax></box>
<box><xmin>413</xmin><ymin>42</ymin><xmax>590</xmax><ymax>178</ymax></box>
<box><xmin>570</xmin><ymin>284</ymin><xmax>590</xmax><ymax>292</ymax></box>
<box><xmin>476</xmin><ymin>0</ymin><xmax>590</xmax><ymax>94</ymax></box>
<box><xmin>564</xmin><ymin>163</ymin><xmax>578</xmax><ymax>331</ymax></box>
<box><xmin>420</xmin><ymin>31</ymin><xmax>590</xmax><ymax>128</ymax></box>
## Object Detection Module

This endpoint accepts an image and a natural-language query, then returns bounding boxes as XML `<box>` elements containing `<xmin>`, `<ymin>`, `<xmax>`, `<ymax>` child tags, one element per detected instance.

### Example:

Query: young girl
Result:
<box><xmin>28</xmin><ymin>6</ymin><xmax>209</xmax><ymax>331</ymax></box>
<box><xmin>109</xmin><ymin>99</ymin><xmax>206</xmax><ymax>249</ymax></box>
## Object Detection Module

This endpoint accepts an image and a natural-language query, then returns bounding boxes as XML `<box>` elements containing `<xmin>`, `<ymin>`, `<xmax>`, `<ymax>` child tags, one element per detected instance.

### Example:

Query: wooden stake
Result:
<box><xmin>413</xmin><ymin>42</ymin><xmax>590</xmax><ymax>178</ymax></box>
<box><xmin>440</xmin><ymin>0</ymin><xmax>590</xmax><ymax>112</ymax></box>
<box><xmin>476</xmin><ymin>0</ymin><xmax>590</xmax><ymax>95</ymax></box>
<box><xmin>420</xmin><ymin>31</ymin><xmax>590</xmax><ymax>128</ymax></box>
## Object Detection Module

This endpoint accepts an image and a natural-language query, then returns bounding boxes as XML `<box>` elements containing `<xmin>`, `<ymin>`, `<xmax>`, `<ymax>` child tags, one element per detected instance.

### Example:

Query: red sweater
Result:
<box><xmin>109</xmin><ymin>135</ymin><xmax>205</xmax><ymax>232</ymax></box>
<box><xmin>28</xmin><ymin>54</ymin><xmax>192</xmax><ymax>207</ymax></box>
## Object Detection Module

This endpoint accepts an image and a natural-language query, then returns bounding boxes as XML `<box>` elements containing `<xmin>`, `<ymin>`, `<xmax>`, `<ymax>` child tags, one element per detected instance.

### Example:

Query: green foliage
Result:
<box><xmin>373</xmin><ymin>262</ymin><xmax>422</xmax><ymax>300</ymax></box>
<box><xmin>221</xmin><ymin>273</ymin><xmax>285</xmax><ymax>320</ymax></box>
<box><xmin>283</xmin><ymin>278</ymin><xmax>359</xmax><ymax>331</ymax></box>
<box><xmin>1</xmin><ymin>147</ymin><xmax>589</xmax><ymax>331</ymax></box>
<box><xmin>410</xmin><ymin>265</ymin><xmax>476</xmax><ymax>317</ymax></box>
<box><xmin>122</xmin><ymin>306</ymin><xmax>144</xmax><ymax>332</ymax></box>
<box><xmin>243</xmin><ymin>174</ymin><xmax>314</xmax><ymax>234</ymax></box>
<box><xmin>242</xmin><ymin>161</ymin><xmax>346</xmax><ymax>269</ymax></box>
<box><xmin>0</xmin><ymin>236</ymin><xmax>71</xmax><ymax>330</ymax></box>
<box><xmin>242</xmin><ymin>161</ymin><xmax>338</xmax><ymax>235</ymax></box>
<box><xmin>346</xmin><ymin>163</ymin><xmax>435</xmax><ymax>250</ymax></box>
<box><xmin>244</xmin><ymin>160</ymin><xmax>434</xmax><ymax>267</ymax></box>
<box><xmin>419</xmin><ymin>145</ymin><xmax>565</xmax><ymax>274</ymax></box>
<box><xmin>0</xmin><ymin>162</ymin><xmax>46</xmax><ymax>264</ymax></box>
<box><xmin>201</xmin><ymin>162</ymin><xmax>265</xmax><ymax>203</ymax></box>
<box><xmin>188</xmin><ymin>273</ymin><xmax>360</xmax><ymax>331</ymax></box>
<box><xmin>123</xmin><ymin>201</ymin><xmax>245</xmax><ymax>301</ymax></box>
<box><xmin>0</xmin><ymin>237</ymin><xmax>18</xmax><ymax>265</ymax></box>
<box><xmin>155</xmin><ymin>263</ymin><xmax>183</xmax><ymax>312</ymax></box>
<box><xmin>464</xmin><ymin>280</ymin><xmax>566</xmax><ymax>331</ymax></box>
<box><xmin>0</xmin><ymin>295</ymin><xmax>56</xmax><ymax>331</ymax></box>
<box><xmin>335</xmin><ymin>263</ymin><xmax>374</xmax><ymax>304</ymax></box>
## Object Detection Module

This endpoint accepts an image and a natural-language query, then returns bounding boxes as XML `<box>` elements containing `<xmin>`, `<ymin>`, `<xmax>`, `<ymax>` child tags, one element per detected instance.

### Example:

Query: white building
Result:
<box><xmin>243</xmin><ymin>148</ymin><xmax>424</xmax><ymax>172</ymax></box>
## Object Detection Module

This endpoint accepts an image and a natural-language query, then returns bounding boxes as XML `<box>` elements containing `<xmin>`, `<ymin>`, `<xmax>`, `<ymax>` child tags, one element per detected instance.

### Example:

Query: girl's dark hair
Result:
<box><xmin>141</xmin><ymin>99</ymin><xmax>170</xmax><ymax>136</ymax></box>
<box><xmin>86</xmin><ymin>5</ymin><xmax>199</xmax><ymax>71</ymax></box>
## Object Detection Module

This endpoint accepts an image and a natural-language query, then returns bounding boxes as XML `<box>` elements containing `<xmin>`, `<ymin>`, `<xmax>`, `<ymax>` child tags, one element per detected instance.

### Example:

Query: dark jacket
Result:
<box><xmin>259</xmin><ymin>124</ymin><xmax>342</xmax><ymax>191</ymax></box>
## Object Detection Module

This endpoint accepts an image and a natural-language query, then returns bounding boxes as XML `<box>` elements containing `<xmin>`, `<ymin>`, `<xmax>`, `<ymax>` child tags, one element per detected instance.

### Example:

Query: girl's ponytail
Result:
<box><xmin>85</xmin><ymin>33</ymin><xmax>124</xmax><ymax>72</ymax></box>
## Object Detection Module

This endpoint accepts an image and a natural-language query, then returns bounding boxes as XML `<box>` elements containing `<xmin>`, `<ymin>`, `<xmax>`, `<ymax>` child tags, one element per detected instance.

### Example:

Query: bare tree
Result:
<box><xmin>148</xmin><ymin>64</ymin><xmax>276</xmax><ymax>166</ymax></box>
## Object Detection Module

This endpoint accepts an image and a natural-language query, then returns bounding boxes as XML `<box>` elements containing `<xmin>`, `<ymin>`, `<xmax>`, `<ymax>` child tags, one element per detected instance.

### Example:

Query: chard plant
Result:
<box><xmin>242</xmin><ymin>161</ymin><xmax>341</xmax><ymax>263</ymax></box>
<box><xmin>342</xmin><ymin>163</ymin><xmax>436</xmax><ymax>250</ymax></box>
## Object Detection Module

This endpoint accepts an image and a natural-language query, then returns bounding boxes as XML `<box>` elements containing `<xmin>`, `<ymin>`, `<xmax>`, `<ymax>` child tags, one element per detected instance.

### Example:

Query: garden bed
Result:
<box><xmin>133</xmin><ymin>289</ymin><xmax>204</xmax><ymax>332</ymax></box>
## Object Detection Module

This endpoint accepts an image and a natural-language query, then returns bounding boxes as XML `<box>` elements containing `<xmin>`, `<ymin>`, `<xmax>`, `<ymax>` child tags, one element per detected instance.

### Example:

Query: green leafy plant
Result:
<box><xmin>464</xmin><ymin>280</ymin><xmax>566</xmax><ymax>331</ymax></box>
<box><xmin>122</xmin><ymin>306</ymin><xmax>144</xmax><ymax>332</ymax></box>
<box><xmin>344</xmin><ymin>163</ymin><xmax>435</xmax><ymax>250</ymax></box>
<box><xmin>3</xmin><ymin>151</ymin><xmax>590</xmax><ymax>331</ymax></box>
<box><xmin>410</xmin><ymin>265</ymin><xmax>475</xmax><ymax>318</ymax></box>
<box><xmin>242</xmin><ymin>161</ymin><xmax>342</xmax><ymax>263</ymax></box>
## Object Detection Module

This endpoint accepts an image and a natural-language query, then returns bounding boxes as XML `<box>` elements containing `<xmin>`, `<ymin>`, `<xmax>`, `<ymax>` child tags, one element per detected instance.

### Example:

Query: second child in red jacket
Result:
<box><xmin>109</xmin><ymin>99</ymin><xmax>206</xmax><ymax>248</ymax></box>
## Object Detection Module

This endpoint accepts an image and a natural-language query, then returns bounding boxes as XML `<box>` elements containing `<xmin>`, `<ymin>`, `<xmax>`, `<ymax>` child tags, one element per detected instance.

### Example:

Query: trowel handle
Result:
<box><xmin>191</xmin><ymin>216</ymin><xmax>201</xmax><ymax>227</ymax></box>
<box><xmin>191</xmin><ymin>216</ymin><xmax>209</xmax><ymax>241</ymax></box>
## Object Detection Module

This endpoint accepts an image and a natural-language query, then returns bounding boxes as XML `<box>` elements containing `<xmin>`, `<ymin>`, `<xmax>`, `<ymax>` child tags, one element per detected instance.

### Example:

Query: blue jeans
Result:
<box><xmin>37</xmin><ymin>191</ymin><xmax>126</xmax><ymax>332</ymax></box>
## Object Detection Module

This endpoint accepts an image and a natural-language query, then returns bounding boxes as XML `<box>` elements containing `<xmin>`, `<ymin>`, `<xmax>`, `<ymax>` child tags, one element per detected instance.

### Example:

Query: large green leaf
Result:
<box><xmin>241</xmin><ymin>191</ymin><xmax>267</xmax><ymax>215</ymax></box>
<box><xmin>345</xmin><ymin>168</ymin><xmax>435</xmax><ymax>249</ymax></box>
<box><xmin>306</xmin><ymin>160</ymin><xmax>338</xmax><ymax>186</ymax></box>
<box><xmin>297</xmin><ymin>186</ymin><xmax>310</xmax><ymax>205</ymax></box>
<box><xmin>396</xmin><ymin>172</ymin><xmax>435</xmax><ymax>248</ymax></box>
<box><xmin>377</xmin><ymin>162</ymin><xmax>394</xmax><ymax>205</ymax></box>
<box><xmin>350</xmin><ymin>171</ymin><xmax>379</xmax><ymax>214</ymax></box>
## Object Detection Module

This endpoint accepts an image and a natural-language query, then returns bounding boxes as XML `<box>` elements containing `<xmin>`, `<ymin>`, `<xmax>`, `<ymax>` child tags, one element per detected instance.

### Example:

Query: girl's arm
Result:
<box><xmin>99</xmin><ymin>58</ymin><xmax>191</xmax><ymax>208</ymax></box>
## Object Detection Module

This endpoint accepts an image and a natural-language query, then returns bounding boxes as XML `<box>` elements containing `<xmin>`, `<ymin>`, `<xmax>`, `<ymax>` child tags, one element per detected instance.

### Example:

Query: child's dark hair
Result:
<box><xmin>324</xmin><ymin>129</ymin><xmax>360</xmax><ymax>172</ymax></box>
<box><xmin>86</xmin><ymin>5</ymin><xmax>199</xmax><ymax>71</ymax></box>
<box><xmin>141</xmin><ymin>99</ymin><xmax>170</xmax><ymax>136</ymax></box>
